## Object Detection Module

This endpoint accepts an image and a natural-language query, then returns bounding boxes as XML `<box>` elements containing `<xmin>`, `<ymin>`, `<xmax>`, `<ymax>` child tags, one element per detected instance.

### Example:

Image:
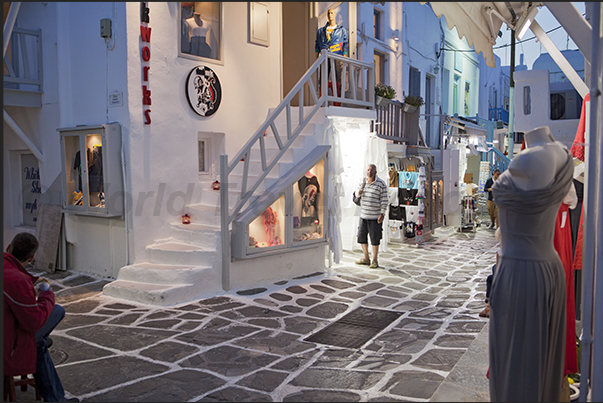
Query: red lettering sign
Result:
<box><xmin>142</xmin><ymin>46</ymin><xmax>150</xmax><ymax>61</ymax></box>
<box><xmin>141</xmin><ymin>3</ymin><xmax>151</xmax><ymax>125</ymax></box>
<box><xmin>140</xmin><ymin>26</ymin><xmax>152</xmax><ymax>42</ymax></box>
<box><xmin>142</xmin><ymin>86</ymin><xmax>151</xmax><ymax>105</ymax></box>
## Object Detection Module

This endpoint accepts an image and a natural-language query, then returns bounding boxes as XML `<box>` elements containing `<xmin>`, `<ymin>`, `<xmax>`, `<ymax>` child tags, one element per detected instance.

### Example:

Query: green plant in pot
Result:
<box><xmin>375</xmin><ymin>83</ymin><xmax>396</xmax><ymax>106</ymax></box>
<box><xmin>403</xmin><ymin>94</ymin><xmax>424</xmax><ymax>112</ymax></box>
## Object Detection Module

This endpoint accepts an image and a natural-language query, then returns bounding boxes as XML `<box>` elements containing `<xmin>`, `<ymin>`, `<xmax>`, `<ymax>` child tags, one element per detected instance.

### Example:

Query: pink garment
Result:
<box><xmin>554</xmin><ymin>203</ymin><xmax>578</xmax><ymax>376</ymax></box>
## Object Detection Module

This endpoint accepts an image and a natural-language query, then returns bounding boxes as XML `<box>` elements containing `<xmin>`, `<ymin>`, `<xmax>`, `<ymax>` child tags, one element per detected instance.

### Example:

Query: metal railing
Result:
<box><xmin>220</xmin><ymin>50</ymin><xmax>374</xmax><ymax>289</ymax></box>
<box><xmin>488</xmin><ymin>107</ymin><xmax>509</xmax><ymax>124</ymax></box>
<box><xmin>3</xmin><ymin>27</ymin><xmax>43</xmax><ymax>92</ymax></box>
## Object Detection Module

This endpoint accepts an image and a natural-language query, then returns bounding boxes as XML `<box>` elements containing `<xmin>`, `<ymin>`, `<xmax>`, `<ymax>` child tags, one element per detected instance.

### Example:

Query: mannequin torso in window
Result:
<box><xmin>186</xmin><ymin>12</ymin><xmax>212</xmax><ymax>58</ymax></box>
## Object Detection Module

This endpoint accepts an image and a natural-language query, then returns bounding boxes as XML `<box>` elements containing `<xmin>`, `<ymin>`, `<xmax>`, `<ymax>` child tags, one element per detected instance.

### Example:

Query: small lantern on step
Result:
<box><xmin>182</xmin><ymin>214</ymin><xmax>191</xmax><ymax>224</ymax></box>
<box><xmin>212</xmin><ymin>180</ymin><xmax>220</xmax><ymax>190</ymax></box>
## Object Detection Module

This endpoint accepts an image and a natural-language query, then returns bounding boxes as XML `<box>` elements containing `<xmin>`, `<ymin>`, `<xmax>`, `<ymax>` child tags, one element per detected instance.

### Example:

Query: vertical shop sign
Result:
<box><xmin>141</xmin><ymin>2</ymin><xmax>151</xmax><ymax>124</ymax></box>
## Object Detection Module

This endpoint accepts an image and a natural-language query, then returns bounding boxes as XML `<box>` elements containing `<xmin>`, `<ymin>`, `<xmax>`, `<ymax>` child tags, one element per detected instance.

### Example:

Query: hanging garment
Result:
<box><xmin>398</xmin><ymin>171</ymin><xmax>419</xmax><ymax>189</ymax></box>
<box><xmin>570</xmin><ymin>94</ymin><xmax>588</xmax><ymax>272</ymax></box>
<box><xmin>399</xmin><ymin>188</ymin><xmax>418</xmax><ymax>206</ymax></box>
<box><xmin>388</xmin><ymin>187</ymin><xmax>399</xmax><ymax>207</ymax></box>
<box><xmin>489</xmin><ymin>148</ymin><xmax>573</xmax><ymax>402</ymax></box>
<box><xmin>88</xmin><ymin>146</ymin><xmax>103</xmax><ymax>192</ymax></box>
<box><xmin>388</xmin><ymin>219</ymin><xmax>402</xmax><ymax>240</ymax></box>
<box><xmin>399</xmin><ymin>156</ymin><xmax>422</xmax><ymax>172</ymax></box>
<box><xmin>389</xmin><ymin>169</ymin><xmax>399</xmax><ymax>187</ymax></box>
<box><xmin>554</xmin><ymin>202</ymin><xmax>578</xmax><ymax>377</ymax></box>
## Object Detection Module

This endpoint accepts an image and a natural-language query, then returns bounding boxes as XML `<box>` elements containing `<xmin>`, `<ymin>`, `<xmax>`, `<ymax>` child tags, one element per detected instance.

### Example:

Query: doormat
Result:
<box><xmin>304</xmin><ymin>307</ymin><xmax>402</xmax><ymax>349</ymax></box>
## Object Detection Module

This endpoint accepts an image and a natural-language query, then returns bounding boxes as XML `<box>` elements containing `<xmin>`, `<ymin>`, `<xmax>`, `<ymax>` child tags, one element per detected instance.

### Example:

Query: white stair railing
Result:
<box><xmin>220</xmin><ymin>50</ymin><xmax>374</xmax><ymax>290</ymax></box>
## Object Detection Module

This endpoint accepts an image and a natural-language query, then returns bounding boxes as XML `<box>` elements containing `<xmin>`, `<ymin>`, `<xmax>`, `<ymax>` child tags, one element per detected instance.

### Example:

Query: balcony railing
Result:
<box><xmin>4</xmin><ymin>27</ymin><xmax>43</xmax><ymax>107</ymax></box>
<box><xmin>488</xmin><ymin>107</ymin><xmax>509</xmax><ymax>124</ymax></box>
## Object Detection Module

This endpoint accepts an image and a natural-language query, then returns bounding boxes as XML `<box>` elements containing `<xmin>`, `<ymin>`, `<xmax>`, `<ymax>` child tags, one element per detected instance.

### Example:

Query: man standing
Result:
<box><xmin>485</xmin><ymin>168</ymin><xmax>501</xmax><ymax>229</ymax></box>
<box><xmin>4</xmin><ymin>232</ymin><xmax>77</xmax><ymax>402</ymax></box>
<box><xmin>355</xmin><ymin>164</ymin><xmax>389</xmax><ymax>268</ymax></box>
<box><xmin>315</xmin><ymin>8</ymin><xmax>348</xmax><ymax>102</ymax></box>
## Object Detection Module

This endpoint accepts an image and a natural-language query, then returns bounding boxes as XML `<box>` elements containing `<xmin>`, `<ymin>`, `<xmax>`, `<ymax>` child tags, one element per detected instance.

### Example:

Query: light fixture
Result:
<box><xmin>515</xmin><ymin>6</ymin><xmax>538</xmax><ymax>40</ymax></box>
<box><xmin>392</xmin><ymin>29</ymin><xmax>399</xmax><ymax>41</ymax></box>
<box><xmin>432</xmin><ymin>65</ymin><xmax>440</xmax><ymax>74</ymax></box>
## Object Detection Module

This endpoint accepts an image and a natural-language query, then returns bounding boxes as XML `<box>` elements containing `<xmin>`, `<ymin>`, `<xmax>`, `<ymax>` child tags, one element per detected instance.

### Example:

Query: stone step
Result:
<box><xmin>102</xmin><ymin>279</ymin><xmax>217</xmax><ymax>307</ymax></box>
<box><xmin>169</xmin><ymin>221</ymin><xmax>221</xmax><ymax>249</ymax></box>
<box><xmin>116</xmin><ymin>262</ymin><xmax>215</xmax><ymax>284</ymax></box>
<box><xmin>146</xmin><ymin>241</ymin><xmax>216</xmax><ymax>266</ymax></box>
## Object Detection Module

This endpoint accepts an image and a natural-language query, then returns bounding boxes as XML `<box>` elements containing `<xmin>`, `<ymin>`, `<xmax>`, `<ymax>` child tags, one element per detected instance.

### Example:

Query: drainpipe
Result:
<box><xmin>507</xmin><ymin>30</ymin><xmax>515</xmax><ymax>159</ymax></box>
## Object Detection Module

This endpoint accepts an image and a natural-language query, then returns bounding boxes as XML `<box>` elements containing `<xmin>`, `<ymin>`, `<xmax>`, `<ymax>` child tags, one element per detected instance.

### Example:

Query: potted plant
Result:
<box><xmin>403</xmin><ymin>94</ymin><xmax>424</xmax><ymax>113</ymax></box>
<box><xmin>375</xmin><ymin>83</ymin><xmax>396</xmax><ymax>107</ymax></box>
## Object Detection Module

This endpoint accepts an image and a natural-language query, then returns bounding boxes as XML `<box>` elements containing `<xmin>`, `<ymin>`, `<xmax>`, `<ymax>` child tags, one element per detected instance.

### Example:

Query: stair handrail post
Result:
<box><xmin>321</xmin><ymin>49</ymin><xmax>328</xmax><ymax>104</ymax></box>
<box><xmin>220</xmin><ymin>154</ymin><xmax>230</xmax><ymax>291</ymax></box>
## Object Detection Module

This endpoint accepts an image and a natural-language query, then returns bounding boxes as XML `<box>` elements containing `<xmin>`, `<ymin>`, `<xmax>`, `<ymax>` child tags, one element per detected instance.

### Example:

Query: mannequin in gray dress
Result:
<box><xmin>489</xmin><ymin>126</ymin><xmax>573</xmax><ymax>402</ymax></box>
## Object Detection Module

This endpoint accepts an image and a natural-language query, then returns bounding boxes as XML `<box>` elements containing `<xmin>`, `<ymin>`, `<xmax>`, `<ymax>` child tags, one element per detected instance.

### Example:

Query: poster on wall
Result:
<box><xmin>186</xmin><ymin>65</ymin><xmax>222</xmax><ymax>117</ymax></box>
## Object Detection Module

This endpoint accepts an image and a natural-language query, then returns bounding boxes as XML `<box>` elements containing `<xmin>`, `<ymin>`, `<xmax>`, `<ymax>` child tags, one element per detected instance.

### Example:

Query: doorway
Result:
<box><xmin>282</xmin><ymin>2</ymin><xmax>313</xmax><ymax>106</ymax></box>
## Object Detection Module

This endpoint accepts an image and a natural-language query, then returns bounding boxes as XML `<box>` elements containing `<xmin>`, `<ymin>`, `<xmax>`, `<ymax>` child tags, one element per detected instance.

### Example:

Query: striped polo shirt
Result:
<box><xmin>358</xmin><ymin>176</ymin><xmax>389</xmax><ymax>220</ymax></box>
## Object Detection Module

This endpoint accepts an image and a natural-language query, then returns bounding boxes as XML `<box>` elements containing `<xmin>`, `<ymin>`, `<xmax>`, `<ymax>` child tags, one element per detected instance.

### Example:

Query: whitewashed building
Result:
<box><xmin>5</xmin><ymin>2</ymin><xmax>429</xmax><ymax>306</ymax></box>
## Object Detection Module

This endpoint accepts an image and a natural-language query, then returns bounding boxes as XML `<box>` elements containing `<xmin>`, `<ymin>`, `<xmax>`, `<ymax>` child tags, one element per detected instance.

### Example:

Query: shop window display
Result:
<box><xmin>248</xmin><ymin>195</ymin><xmax>285</xmax><ymax>249</ymax></box>
<box><xmin>293</xmin><ymin>160</ymin><xmax>324</xmax><ymax>242</ymax></box>
<box><xmin>180</xmin><ymin>2</ymin><xmax>222</xmax><ymax>62</ymax></box>
<box><xmin>59</xmin><ymin>123</ymin><xmax>123</xmax><ymax>217</ymax></box>
<box><xmin>232</xmin><ymin>152</ymin><xmax>329</xmax><ymax>259</ymax></box>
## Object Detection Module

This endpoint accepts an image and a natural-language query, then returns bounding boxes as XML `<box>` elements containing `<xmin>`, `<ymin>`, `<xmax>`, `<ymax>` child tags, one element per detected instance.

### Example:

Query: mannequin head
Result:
<box><xmin>327</xmin><ymin>9</ymin><xmax>337</xmax><ymax>26</ymax></box>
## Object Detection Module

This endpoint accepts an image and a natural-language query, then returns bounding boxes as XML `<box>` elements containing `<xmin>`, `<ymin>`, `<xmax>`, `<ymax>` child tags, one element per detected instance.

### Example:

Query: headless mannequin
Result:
<box><xmin>508</xmin><ymin>126</ymin><xmax>568</xmax><ymax>191</ymax></box>
<box><xmin>187</xmin><ymin>13</ymin><xmax>209</xmax><ymax>37</ymax></box>
<box><xmin>186</xmin><ymin>12</ymin><xmax>211</xmax><ymax>57</ymax></box>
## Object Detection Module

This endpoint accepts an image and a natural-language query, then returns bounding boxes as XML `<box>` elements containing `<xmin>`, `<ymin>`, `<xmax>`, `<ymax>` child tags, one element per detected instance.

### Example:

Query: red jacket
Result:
<box><xmin>3</xmin><ymin>252</ymin><xmax>54</xmax><ymax>376</ymax></box>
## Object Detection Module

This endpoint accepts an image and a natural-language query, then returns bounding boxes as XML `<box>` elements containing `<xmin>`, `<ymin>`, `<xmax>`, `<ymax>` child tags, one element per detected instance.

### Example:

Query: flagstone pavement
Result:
<box><xmin>19</xmin><ymin>226</ymin><xmax>497</xmax><ymax>402</ymax></box>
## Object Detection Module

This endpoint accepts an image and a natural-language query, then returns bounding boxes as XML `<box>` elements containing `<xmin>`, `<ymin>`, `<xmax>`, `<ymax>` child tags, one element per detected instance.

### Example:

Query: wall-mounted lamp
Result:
<box><xmin>432</xmin><ymin>65</ymin><xmax>440</xmax><ymax>74</ymax></box>
<box><xmin>392</xmin><ymin>29</ymin><xmax>400</xmax><ymax>41</ymax></box>
<box><xmin>100</xmin><ymin>18</ymin><xmax>112</xmax><ymax>38</ymax></box>
<box><xmin>515</xmin><ymin>6</ymin><xmax>538</xmax><ymax>40</ymax></box>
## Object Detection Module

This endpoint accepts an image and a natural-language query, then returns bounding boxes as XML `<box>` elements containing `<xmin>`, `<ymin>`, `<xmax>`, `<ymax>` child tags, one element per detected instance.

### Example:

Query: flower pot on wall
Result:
<box><xmin>402</xmin><ymin>102</ymin><xmax>418</xmax><ymax>113</ymax></box>
<box><xmin>376</xmin><ymin>95</ymin><xmax>391</xmax><ymax>107</ymax></box>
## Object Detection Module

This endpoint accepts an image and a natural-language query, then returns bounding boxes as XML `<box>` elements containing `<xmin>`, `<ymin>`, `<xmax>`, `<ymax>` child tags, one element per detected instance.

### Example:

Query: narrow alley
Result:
<box><xmin>20</xmin><ymin>226</ymin><xmax>497</xmax><ymax>402</ymax></box>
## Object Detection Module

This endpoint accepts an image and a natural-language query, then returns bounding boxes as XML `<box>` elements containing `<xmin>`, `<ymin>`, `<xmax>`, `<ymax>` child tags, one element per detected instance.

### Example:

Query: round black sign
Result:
<box><xmin>186</xmin><ymin>65</ymin><xmax>222</xmax><ymax>117</ymax></box>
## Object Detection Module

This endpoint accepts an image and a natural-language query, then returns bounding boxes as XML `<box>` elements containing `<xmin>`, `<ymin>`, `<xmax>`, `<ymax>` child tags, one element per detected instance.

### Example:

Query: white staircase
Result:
<box><xmin>103</xmin><ymin>108</ymin><xmax>328</xmax><ymax>306</ymax></box>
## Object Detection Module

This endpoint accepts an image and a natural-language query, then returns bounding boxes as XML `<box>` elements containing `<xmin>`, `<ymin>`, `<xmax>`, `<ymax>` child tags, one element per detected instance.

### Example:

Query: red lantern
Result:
<box><xmin>182</xmin><ymin>214</ymin><xmax>191</xmax><ymax>224</ymax></box>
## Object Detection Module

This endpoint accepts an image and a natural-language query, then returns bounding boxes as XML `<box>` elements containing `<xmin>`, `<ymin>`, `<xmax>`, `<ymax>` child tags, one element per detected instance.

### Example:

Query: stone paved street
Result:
<box><xmin>20</xmin><ymin>226</ymin><xmax>497</xmax><ymax>402</ymax></box>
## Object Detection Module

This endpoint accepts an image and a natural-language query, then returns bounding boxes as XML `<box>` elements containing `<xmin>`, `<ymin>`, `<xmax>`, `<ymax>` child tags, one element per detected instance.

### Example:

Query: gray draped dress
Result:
<box><xmin>489</xmin><ymin>147</ymin><xmax>573</xmax><ymax>402</ymax></box>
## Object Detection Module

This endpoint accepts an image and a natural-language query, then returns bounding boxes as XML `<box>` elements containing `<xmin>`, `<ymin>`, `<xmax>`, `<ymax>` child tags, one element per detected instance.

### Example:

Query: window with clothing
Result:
<box><xmin>180</xmin><ymin>2</ymin><xmax>222</xmax><ymax>62</ymax></box>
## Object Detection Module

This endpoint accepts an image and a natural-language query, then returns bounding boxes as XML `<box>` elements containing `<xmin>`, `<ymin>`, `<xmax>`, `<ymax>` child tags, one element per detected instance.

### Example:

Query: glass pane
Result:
<box><xmin>64</xmin><ymin>135</ymin><xmax>82</xmax><ymax>206</ymax></box>
<box><xmin>181</xmin><ymin>2</ymin><xmax>221</xmax><ymax>60</ymax></box>
<box><xmin>85</xmin><ymin>133</ymin><xmax>104</xmax><ymax>208</ymax></box>
<box><xmin>248</xmin><ymin>195</ymin><xmax>285</xmax><ymax>249</ymax></box>
<box><xmin>293</xmin><ymin>159</ymin><xmax>325</xmax><ymax>242</ymax></box>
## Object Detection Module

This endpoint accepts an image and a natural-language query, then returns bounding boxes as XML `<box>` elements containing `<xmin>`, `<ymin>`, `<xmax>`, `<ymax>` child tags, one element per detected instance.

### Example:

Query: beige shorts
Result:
<box><xmin>487</xmin><ymin>200</ymin><xmax>498</xmax><ymax>218</ymax></box>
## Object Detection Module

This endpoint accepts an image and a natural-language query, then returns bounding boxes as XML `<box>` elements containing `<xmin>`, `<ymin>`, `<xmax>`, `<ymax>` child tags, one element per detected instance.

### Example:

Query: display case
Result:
<box><xmin>232</xmin><ymin>148</ymin><xmax>329</xmax><ymax>259</ymax></box>
<box><xmin>58</xmin><ymin>123</ymin><xmax>124</xmax><ymax>217</ymax></box>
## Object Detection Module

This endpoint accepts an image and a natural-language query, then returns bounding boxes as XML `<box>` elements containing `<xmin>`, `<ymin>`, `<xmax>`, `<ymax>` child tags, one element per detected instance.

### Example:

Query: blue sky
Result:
<box><xmin>493</xmin><ymin>2</ymin><xmax>586</xmax><ymax>69</ymax></box>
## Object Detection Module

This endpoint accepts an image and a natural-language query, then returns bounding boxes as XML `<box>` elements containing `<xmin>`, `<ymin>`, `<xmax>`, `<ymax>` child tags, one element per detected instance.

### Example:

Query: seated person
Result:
<box><xmin>3</xmin><ymin>232</ymin><xmax>78</xmax><ymax>402</ymax></box>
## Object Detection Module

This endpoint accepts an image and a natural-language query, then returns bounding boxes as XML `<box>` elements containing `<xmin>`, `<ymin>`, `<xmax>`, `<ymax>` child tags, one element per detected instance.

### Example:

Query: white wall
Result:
<box><xmin>4</xmin><ymin>2</ymin><xmax>286</xmax><ymax>277</ymax></box>
<box><xmin>124</xmin><ymin>2</ymin><xmax>284</xmax><ymax>264</ymax></box>
<box><xmin>514</xmin><ymin>69</ymin><xmax>580</xmax><ymax>147</ymax></box>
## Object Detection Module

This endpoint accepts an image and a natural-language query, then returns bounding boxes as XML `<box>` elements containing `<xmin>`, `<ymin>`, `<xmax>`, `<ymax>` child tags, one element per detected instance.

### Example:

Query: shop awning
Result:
<box><xmin>422</xmin><ymin>2</ymin><xmax>589</xmax><ymax>96</ymax></box>
<box><xmin>420</xmin><ymin>2</ymin><xmax>524</xmax><ymax>68</ymax></box>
